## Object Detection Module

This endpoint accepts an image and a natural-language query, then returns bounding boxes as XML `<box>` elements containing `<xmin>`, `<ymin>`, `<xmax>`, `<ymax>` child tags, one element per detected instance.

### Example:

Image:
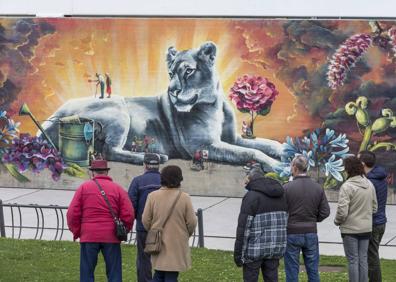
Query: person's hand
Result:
<box><xmin>234</xmin><ymin>256</ymin><xmax>243</xmax><ymax>267</ymax></box>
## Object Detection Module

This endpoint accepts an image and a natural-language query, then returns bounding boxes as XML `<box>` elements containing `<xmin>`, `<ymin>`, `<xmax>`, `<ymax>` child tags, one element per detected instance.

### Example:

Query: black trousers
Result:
<box><xmin>243</xmin><ymin>259</ymin><xmax>279</xmax><ymax>282</ymax></box>
<box><xmin>368</xmin><ymin>224</ymin><xmax>386</xmax><ymax>282</ymax></box>
<box><xmin>136</xmin><ymin>231</ymin><xmax>152</xmax><ymax>282</ymax></box>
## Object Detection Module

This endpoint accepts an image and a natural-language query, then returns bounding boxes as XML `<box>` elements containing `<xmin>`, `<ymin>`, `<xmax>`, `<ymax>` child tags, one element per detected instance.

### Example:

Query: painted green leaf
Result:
<box><xmin>3</xmin><ymin>163</ymin><xmax>30</xmax><ymax>182</ymax></box>
<box><xmin>323</xmin><ymin>176</ymin><xmax>339</xmax><ymax>189</ymax></box>
<box><xmin>265</xmin><ymin>172</ymin><xmax>288</xmax><ymax>183</ymax></box>
<box><xmin>63</xmin><ymin>163</ymin><xmax>88</xmax><ymax>179</ymax></box>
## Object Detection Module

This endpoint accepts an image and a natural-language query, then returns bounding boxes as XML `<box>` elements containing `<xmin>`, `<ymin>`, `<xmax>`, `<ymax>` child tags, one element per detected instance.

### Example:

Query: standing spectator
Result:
<box><xmin>142</xmin><ymin>165</ymin><xmax>197</xmax><ymax>282</ymax></box>
<box><xmin>335</xmin><ymin>156</ymin><xmax>378</xmax><ymax>282</ymax></box>
<box><xmin>358</xmin><ymin>151</ymin><xmax>388</xmax><ymax>282</ymax></box>
<box><xmin>234</xmin><ymin>167</ymin><xmax>288</xmax><ymax>282</ymax></box>
<box><xmin>284</xmin><ymin>155</ymin><xmax>330</xmax><ymax>282</ymax></box>
<box><xmin>128</xmin><ymin>153</ymin><xmax>161</xmax><ymax>282</ymax></box>
<box><xmin>67</xmin><ymin>159</ymin><xmax>134</xmax><ymax>282</ymax></box>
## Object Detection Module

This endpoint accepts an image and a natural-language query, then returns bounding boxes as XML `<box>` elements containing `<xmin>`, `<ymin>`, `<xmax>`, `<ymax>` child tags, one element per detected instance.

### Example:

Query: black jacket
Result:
<box><xmin>234</xmin><ymin>176</ymin><xmax>288</xmax><ymax>266</ymax></box>
<box><xmin>284</xmin><ymin>176</ymin><xmax>330</xmax><ymax>234</ymax></box>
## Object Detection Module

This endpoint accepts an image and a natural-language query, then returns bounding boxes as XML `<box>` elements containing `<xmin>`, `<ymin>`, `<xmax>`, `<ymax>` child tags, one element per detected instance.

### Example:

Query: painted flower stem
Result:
<box><xmin>369</xmin><ymin>142</ymin><xmax>396</xmax><ymax>152</ymax></box>
<box><xmin>359</xmin><ymin>125</ymin><xmax>373</xmax><ymax>152</ymax></box>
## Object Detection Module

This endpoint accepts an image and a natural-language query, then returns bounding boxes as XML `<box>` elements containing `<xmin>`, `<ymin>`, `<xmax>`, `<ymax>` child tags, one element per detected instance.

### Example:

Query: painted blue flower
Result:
<box><xmin>324</xmin><ymin>154</ymin><xmax>344</xmax><ymax>182</ymax></box>
<box><xmin>330</xmin><ymin>133</ymin><xmax>349</xmax><ymax>148</ymax></box>
<box><xmin>274</xmin><ymin>162</ymin><xmax>291</xmax><ymax>178</ymax></box>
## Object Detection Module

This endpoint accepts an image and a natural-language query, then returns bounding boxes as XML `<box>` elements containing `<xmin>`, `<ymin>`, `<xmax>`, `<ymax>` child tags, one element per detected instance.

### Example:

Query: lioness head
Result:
<box><xmin>166</xmin><ymin>42</ymin><xmax>219</xmax><ymax>112</ymax></box>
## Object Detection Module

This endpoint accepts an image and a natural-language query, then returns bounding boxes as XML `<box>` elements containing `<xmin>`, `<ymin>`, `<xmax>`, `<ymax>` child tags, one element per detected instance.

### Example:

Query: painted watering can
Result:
<box><xmin>58</xmin><ymin>115</ymin><xmax>95</xmax><ymax>167</ymax></box>
<box><xmin>19</xmin><ymin>103</ymin><xmax>95</xmax><ymax>167</ymax></box>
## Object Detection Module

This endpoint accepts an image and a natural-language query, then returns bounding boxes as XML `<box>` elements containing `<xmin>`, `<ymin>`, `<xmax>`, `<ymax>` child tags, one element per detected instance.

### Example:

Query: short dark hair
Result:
<box><xmin>161</xmin><ymin>165</ymin><xmax>183</xmax><ymax>188</ymax></box>
<box><xmin>358</xmin><ymin>150</ymin><xmax>376</xmax><ymax>168</ymax></box>
<box><xmin>344</xmin><ymin>156</ymin><xmax>365</xmax><ymax>178</ymax></box>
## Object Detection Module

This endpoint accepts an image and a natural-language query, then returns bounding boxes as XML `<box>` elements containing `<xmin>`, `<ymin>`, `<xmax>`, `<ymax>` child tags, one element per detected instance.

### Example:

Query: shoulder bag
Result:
<box><xmin>94</xmin><ymin>179</ymin><xmax>128</xmax><ymax>241</ymax></box>
<box><xmin>144</xmin><ymin>190</ymin><xmax>182</xmax><ymax>255</ymax></box>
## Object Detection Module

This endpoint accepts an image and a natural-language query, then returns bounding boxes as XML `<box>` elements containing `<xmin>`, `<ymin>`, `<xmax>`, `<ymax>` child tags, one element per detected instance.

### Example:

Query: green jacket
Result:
<box><xmin>334</xmin><ymin>175</ymin><xmax>377</xmax><ymax>234</ymax></box>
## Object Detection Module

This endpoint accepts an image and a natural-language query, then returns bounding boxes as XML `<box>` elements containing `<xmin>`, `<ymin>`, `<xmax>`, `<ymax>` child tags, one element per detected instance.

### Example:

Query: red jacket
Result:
<box><xmin>67</xmin><ymin>175</ymin><xmax>135</xmax><ymax>243</ymax></box>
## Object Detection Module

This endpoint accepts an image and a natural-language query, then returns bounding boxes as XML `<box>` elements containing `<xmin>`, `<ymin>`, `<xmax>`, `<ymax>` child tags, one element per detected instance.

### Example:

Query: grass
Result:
<box><xmin>0</xmin><ymin>238</ymin><xmax>395</xmax><ymax>281</ymax></box>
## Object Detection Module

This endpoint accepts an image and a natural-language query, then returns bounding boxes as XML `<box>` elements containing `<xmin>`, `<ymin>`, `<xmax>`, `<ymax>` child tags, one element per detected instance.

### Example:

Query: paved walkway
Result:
<box><xmin>1</xmin><ymin>187</ymin><xmax>396</xmax><ymax>259</ymax></box>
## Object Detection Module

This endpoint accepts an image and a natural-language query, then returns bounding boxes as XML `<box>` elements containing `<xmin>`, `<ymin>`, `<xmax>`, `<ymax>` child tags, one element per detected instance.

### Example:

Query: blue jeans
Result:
<box><xmin>152</xmin><ymin>270</ymin><xmax>179</xmax><ymax>282</ymax></box>
<box><xmin>342</xmin><ymin>235</ymin><xmax>369</xmax><ymax>282</ymax></box>
<box><xmin>80</xmin><ymin>243</ymin><xmax>122</xmax><ymax>282</ymax></box>
<box><xmin>284</xmin><ymin>233</ymin><xmax>320</xmax><ymax>282</ymax></box>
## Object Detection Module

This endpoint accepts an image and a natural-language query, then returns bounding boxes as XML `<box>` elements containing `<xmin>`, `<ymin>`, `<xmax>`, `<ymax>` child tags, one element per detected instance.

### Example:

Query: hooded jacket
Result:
<box><xmin>334</xmin><ymin>175</ymin><xmax>378</xmax><ymax>234</ymax></box>
<box><xmin>234</xmin><ymin>176</ymin><xmax>288</xmax><ymax>266</ymax></box>
<box><xmin>367</xmin><ymin>166</ymin><xmax>388</xmax><ymax>225</ymax></box>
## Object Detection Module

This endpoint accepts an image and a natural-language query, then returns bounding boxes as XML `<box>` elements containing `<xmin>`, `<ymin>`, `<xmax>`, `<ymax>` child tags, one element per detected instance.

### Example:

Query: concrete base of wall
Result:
<box><xmin>1</xmin><ymin>160</ymin><xmax>395</xmax><ymax>203</ymax></box>
<box><xmin>0</xmin><ymin>160</ymin><xmax>246</xmax><ymax>197</ymax></box>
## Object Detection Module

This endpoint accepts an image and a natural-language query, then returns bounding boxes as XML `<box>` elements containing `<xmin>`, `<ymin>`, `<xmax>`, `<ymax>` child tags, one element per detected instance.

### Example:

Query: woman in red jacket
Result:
<box><xmin>67</xmin><ymin>160</ymin><xmax>135</xmax><ymax>282</ymax></box>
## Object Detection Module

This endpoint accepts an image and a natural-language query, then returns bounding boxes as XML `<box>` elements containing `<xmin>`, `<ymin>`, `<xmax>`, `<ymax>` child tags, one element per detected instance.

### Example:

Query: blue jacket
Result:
<box><xmin>367</xmin><ymin>166</ymin><xmax>388</xmax><ymax>225</ymax></box>
<box><xmin>128</xmin><ymin>170</ymin><xmax>161</xmax><ymax>231</ymax></box>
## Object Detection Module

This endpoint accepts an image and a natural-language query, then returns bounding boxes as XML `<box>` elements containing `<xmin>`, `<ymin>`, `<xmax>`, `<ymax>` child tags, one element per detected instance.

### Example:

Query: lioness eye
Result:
<box><xmin>185</xmin><ymin>68</ymin><xmax>195</xmax><ymax>76</ymax></box>
<box><xmin>168</xmin><ymin>72</ymin><xmax>174</xmax><ymax>78</ymax></box>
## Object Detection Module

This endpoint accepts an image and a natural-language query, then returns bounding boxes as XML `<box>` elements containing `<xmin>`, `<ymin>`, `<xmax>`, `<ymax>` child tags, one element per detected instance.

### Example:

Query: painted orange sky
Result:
<box><xmin>8</xmin><ymin>18</ymin><xmax>320</xmax><ymax>141</ymax></box>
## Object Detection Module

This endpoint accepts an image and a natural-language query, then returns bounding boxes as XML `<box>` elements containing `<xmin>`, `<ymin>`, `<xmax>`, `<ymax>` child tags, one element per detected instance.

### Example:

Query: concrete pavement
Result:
<box><xmin>1</xmin><ymin>187</ymin><xmax>396</xmax><ymax>259</ymax></box>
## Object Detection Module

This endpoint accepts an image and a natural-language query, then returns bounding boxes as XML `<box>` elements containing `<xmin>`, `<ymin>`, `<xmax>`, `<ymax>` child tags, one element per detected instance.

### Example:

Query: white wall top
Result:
<box><xmin>0</xmin><ymin>0</ymin><xmax>395</xmax><ymax>18</ymax></box>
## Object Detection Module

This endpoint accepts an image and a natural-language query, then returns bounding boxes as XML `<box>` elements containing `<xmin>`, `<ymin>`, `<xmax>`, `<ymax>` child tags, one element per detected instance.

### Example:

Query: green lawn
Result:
<box><xmin>0</xmin><ymin>238</ymin><xmax>395</xmax><ymax>281</ymax></box>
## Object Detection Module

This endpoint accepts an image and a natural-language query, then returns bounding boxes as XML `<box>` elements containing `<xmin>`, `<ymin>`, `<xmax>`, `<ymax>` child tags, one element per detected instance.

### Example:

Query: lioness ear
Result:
<box><xmin>197</xmin><ymin>42</ymin><xmax>217</xmax><ymax>66</ymax></box>
<box><xmin>166</xmin><ymin>46</ymin><xmax>178</xmax><ymax>70</ymax></box>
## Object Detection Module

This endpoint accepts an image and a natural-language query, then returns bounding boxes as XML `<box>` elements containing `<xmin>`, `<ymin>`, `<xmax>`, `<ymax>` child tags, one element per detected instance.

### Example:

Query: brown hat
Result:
<box><xmin>89</xmin><ymin>159</ymin><xmax>110</xmax><ymax>171</ymax></box>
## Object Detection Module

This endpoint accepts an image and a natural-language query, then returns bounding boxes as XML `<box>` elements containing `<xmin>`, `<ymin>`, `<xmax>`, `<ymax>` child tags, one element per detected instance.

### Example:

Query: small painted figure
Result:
<box><xmin>95</xmin><ymin>73</ymin><xmax>106</xmax><ymax>99</ymax></box>
<box><xmin>105</xmin><ymin>73</ymin><xmax>112</xmax><ymax>98</ymax></box>
<box><xmin>242</xmin><ymin>121</ymin><xmax>253</xmax><ymax>138</ymax></box>
<box><xmin>192</xmin><ymin>150</ymin><xmax>204</xmax><ymax>171</ymax></box>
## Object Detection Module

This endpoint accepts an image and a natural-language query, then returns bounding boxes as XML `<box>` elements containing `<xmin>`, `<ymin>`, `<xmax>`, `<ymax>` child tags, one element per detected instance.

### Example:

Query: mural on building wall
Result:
<box><xmin>0</xmin><ymin>17</ymin><xmax>395</xmax><ymax>190</ymax></box>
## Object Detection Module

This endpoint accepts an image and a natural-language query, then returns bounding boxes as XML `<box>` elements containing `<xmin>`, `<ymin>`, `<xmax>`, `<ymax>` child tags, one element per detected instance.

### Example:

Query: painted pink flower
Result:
<box><xmin>388</xmin><ymin>27</ymin><xmax>396</xmax><ymax>56</ymax></box>
<box><xmin>229</xmin><ymin>75</ymin><xmax>278</xmax><ymax>114</ymax></box>
<box><xmin>229</xmin><ymin>75</ymin><xmax>279</xmax><ymax>136</ymax></box>
<box><xmin>327</xmin><ymin>34</ymin><xmax>373</xmax><ymax>89</ymax></box>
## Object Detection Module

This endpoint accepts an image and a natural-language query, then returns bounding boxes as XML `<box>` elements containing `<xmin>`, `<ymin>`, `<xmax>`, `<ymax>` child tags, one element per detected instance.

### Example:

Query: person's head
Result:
<box><xmin>358</xmin><ymin>150</ymin><xmax>376</xmax><ymax>172</ymax></box>
<box><xmin>344</xmin><ymin>156</ymin><xmax>365</xmax><ymax>178</ymax></box>
<box><xmin>89</xmin><ymin>159</ymin><xmax>110</xmax><ymax>177</ymax></box>
<box><xmin>247</xmin><ymin>166</ymin><xmax>264</xmax><ymax>181</ymax></box>
<box><xmin>291</xmin><ymin>155</ymin><xmax>308</xmax><ymax>176</ymax></box>
<box><xmin>161</xmin><ymin>165</ymin><xmax>183</xmax><ymax>188</ymax></box>
<box><xmin>143</xmin><ymin>153</ymin><xmax>160</xmax><ymax>171</ymax></box>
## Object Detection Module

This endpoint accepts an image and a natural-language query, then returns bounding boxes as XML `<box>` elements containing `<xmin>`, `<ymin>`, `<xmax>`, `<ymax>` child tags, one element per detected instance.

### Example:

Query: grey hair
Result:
<box><xmin>248</xmin><ymin>167</ymin><xmax>264</xmax><ymax>181</ymax></box>
<box><xmin>291</xmin><ymin>155</ymin><xmax>308</xmax><ymax>173</ymax></box>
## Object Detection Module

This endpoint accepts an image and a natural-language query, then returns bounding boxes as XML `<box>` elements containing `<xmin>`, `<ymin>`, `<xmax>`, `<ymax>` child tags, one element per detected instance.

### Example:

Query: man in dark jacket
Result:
<box><xmin>128</xmin><ymin>153</ymin><xmax>161</xmax><ymax>282</ymax></box>
<box><xmin>234</xmin><ymin>167</ymin><xmax>288</xmax><ymax>282</ymax></box>
<box><xmin>359</xmin><ymin>151</ymin><xmax>388</xmax><ymax>282</ymax></box>
<box><xmin>284</xmin><ymin>155</ymin><xmax>330</xmax><ymax>282</ymax></box>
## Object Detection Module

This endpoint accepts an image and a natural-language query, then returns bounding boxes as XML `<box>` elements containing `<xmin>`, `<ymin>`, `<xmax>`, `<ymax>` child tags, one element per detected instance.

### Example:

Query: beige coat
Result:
<box><xmin>334</xmin><ymin>175</ymin><xmax>378</xmax><ymax>234</ymax></box>
<box><xmin>142</xmin><ymin>187</ymin><xmax>197</xmax><ymax>272</ymax></box>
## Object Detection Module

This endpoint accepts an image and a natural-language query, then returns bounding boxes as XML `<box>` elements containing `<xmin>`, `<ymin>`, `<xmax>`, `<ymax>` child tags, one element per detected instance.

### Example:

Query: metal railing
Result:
<box><xmin>0</xmin><ymin>200</ymin><xmax>205</xmax><ymax>247</ymax></box>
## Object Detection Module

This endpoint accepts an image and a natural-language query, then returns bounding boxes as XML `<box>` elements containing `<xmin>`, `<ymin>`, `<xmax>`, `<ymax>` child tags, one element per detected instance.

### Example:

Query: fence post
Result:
<box><xmin>197</xmin><ymin>208</ymin><xmax>204</xmax><ymax>248</ymax></box>
<box><xmin>0</xmin><ymin>200</ymin><xmax>6</xmax><ymax>237</ymax></box>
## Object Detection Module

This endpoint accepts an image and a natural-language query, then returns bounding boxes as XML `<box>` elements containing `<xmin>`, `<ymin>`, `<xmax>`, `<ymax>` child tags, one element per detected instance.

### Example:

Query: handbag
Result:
<box><xmin>94</xmin><ymin>179</ymin><xmax>128</xmax><ymax>241</ymax></box>
<box><xmin>144</xmin><ymin>190</ymin><xmax>182</xmax><ymax>255</ymax></box>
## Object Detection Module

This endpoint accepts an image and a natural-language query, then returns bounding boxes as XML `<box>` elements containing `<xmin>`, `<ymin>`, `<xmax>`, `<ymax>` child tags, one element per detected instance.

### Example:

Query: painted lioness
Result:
<box><xmin>42</xmin><ymin>42</ymin><xmax>283</xmax><ymax>171</ymax></box>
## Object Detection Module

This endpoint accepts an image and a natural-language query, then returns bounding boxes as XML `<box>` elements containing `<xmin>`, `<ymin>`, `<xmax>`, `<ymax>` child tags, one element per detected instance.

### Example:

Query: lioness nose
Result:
<box><xmin>169</xmin><ymin>89</ymin><xmax>181</xmax><ymax>97</ymax></box>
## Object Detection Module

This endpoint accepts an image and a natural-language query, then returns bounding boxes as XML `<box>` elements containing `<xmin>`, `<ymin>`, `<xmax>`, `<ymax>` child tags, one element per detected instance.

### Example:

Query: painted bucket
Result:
<box><xmin>59</xmin><ymin>116</ymin><xmax>94</xmax><ymax>167</ymax></box>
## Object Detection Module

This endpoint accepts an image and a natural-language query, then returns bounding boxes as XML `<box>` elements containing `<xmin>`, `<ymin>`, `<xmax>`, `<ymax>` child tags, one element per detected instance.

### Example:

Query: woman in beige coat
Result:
<box><xmin>334</xmin><ymin>156</ymin><xmax>377</xmax><ymax>282</ymax></box>
<box><xmin>142</xmin><ymin>165</ymin><xmax>197</xmax><ymax>282</ymax></box>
